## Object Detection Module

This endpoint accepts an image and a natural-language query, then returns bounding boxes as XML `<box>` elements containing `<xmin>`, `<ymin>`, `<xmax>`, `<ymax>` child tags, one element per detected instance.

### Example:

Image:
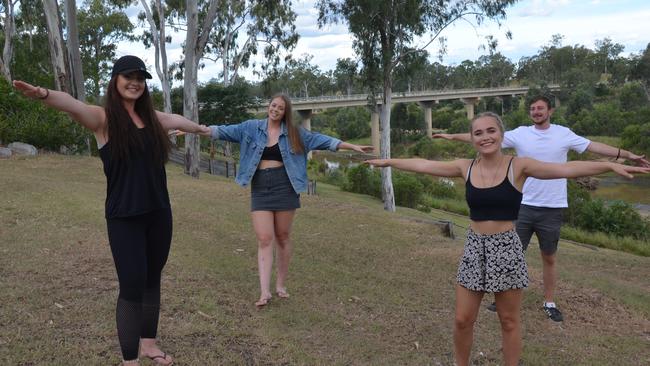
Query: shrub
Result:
<box><xmin>392</xmin><ymin>171</ymin><xmax>424</xmax><ymax>208</ymax></box>
<box><xmin>343</xmin><ymin>164</ymin><xmax>381</xmax><ymax>198</ymax></box>
<box><xmin>0</xmin><ymin>79</ymin><xmax>89</xmax><ymax>151</ymax></box>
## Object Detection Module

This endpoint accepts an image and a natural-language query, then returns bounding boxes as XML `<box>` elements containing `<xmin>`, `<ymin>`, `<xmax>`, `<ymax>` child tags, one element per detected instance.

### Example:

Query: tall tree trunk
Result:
<box><xmin>43</xmin><ymin>0</ymin><xmax>70</xmax><ymax>92</ymax></box>
<box><xmin>183</xmin><ymin>0</ymin><xmax>201</xmax><ymax>178</ymax></box>
<box><xmin>140</xmin><ymin>0</ymin><xmax>172</xmax><ymax>113</ymax></box>
<box><xmin>380</xmin><ymin>82</ymin><xmax>396</xmax><ymax>212</ymax></box>
<box><xmin>182</xmin><ymin>0</ymin><xmax>219</xmax><ymax>178</ymax></box>
<box><xmin>1</xmin><ymin>0</ymin><xmax>16</xmax><ymax>82</ymax></box>
<box><xmin>64</xmin><ymin>0</ymin><xmax>85</xmax><ymax>101</ymax></box>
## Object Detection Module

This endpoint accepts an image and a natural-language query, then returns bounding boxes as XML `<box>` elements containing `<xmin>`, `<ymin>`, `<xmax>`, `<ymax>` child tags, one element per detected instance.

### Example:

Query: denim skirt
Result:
<box><xmin>250</xmin><ymin>166</ymin><xmax>301</xmax><ymax>211</ymax></box>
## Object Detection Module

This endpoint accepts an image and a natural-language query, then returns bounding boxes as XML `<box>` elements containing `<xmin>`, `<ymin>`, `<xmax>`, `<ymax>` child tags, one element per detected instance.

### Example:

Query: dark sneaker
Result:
<box><xmin>486</xmin><ymin>302</ymin><xmax>497</xmax><ymax>312</ymax></box>
<box><xmin>543</xmin><ymin>306</ymin><xmax>564</xmax><ymax>322</ymax></box>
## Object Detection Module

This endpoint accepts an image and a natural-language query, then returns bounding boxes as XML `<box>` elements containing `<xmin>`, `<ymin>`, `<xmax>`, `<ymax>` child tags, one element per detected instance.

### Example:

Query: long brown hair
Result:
<box><xmin>104</xmin><ymin>75</ymin><xmax>170</xmax><ymax>165</ymax></box>
<box><xmin>271</xmin><ymin>93</ymin><xmax>304</xmax><ymax>154</ymax></box>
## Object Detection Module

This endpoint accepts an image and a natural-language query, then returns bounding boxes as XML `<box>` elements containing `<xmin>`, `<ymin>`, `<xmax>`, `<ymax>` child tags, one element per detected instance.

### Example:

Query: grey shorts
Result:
<box><xmin>250</xmin><ymin>166</ymin><xmax>300</xmax><ymax>212</ymax></box>
<box><xmin>457</xmin><ymin>229</ymin><xmax>529</xmax><ymax>293</ymax></box>
<box><xmin>516</xmin><ymin>204</ymin><xmax>564</xmax><ymax>255</ymax></box>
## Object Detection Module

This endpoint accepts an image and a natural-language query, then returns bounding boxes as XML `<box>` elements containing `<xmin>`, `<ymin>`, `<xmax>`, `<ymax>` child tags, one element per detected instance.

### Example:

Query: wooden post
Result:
<box><xmin>307</xmin><ymin>180</ymin><xmax>317</xmax><ymax>195</ymax></box>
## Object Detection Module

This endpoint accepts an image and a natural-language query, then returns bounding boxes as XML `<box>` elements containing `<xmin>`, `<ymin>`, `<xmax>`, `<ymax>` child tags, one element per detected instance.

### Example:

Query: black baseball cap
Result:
<box><xmin>111</xmin><ymin>55</ymin><xmax>153</xmax><ymax>79</ymax></box>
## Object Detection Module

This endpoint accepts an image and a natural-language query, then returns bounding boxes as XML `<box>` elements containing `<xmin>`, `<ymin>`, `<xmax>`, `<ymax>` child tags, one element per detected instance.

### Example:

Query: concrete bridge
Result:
<box><xmin>252</xmin><ymin>85</ymin><xmax>560</xmax><ymax>152</ymax></box>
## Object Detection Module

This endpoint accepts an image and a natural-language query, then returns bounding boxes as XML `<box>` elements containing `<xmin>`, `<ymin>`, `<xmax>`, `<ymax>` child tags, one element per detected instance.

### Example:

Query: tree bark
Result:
<box><xmin>43</xmin><ymin>0</ymin><xmax>70</xmax><ymax>92</ymax></box>
<box><xmin>183</xmin><ymin>0</ymin><xmax>219</xmax><ymax>178</ymax></box>
<box><xmin>140</xmin><ymin>0</ymin><xmax>172</xmax><ymax>113</ymax></box>
<box><xmin>380</xmin><ymin>83</ymin><xmax>396</xmax><ymax>212</ymax></box>
<box><xmin>64</xmin><ymin>0</ymin><xmax>85</xmax><ymax>101</ymax></box>
<box><xmin>1</xmin><ymin>0</ymin><xmax>16</xmax><ymax>82</ymax></box>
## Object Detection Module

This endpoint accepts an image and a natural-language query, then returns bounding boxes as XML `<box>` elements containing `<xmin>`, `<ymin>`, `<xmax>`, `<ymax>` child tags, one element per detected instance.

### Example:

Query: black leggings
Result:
<box><xmin>106</xmin><ymin>207</ymin><xmax>172</xmax><ymax>360</ymax></box>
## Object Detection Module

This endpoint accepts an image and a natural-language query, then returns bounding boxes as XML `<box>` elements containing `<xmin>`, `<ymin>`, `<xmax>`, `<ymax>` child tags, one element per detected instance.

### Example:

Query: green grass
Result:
<box><xmin>1</xmin><ymin>154</ymin><xmax>650</xmax><ymax>365</ymax></box>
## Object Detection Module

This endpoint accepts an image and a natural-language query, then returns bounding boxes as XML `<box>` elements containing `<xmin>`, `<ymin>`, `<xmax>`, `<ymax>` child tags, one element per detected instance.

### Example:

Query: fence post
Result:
<box><xmin>307</xmin><ymin>179</ymin><xmax>317</xmax><ymax>195</ymax></box>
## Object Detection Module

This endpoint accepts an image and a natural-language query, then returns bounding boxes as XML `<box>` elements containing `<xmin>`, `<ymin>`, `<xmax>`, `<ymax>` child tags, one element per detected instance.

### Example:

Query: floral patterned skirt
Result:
<box><xmin>457</xmin><ymin>228</ymin><xmax>528</xmax><ymax>293</ymax></box>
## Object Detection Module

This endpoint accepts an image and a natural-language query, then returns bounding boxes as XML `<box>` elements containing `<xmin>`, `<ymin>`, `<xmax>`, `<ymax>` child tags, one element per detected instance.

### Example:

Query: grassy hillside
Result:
<box><xmin>1</xmin><ymin>154</ymin><xmax>649</xmax><ymax>365</ymax></box>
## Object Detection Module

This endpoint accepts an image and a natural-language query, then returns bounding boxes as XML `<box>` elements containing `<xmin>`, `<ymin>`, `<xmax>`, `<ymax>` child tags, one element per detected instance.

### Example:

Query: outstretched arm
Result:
<box><xmin>520</xmin><ymin>157</ymin><xmax>650</xmax><ymax>180</ymax></box>
<box><xmin>337</xmin><ymin>142</ymin><xmax>374</xmax><ymax>154</ymax></box>
<box><xmin>13</xmin><ymin>80</ymin><xmax>104</xmax><ymax>132</ymax></box>
<box><xmin>587</xmin><ymin>141</ymin><xmax>649</xmax><ymax>167</ymax></box>
<box><xmin>365</xmin><ymin>158</ymin><xmax>466</xmax><ymax>178</ymax></box>
<box><xmin>432</xmin><ymin>133</ymin><xmax>471</xmax><ymax>143</ymax></box>
<box><xmin>155</xmin><ymin>111</ymin><xmax>211</xmax><ymax>135</ymax></box>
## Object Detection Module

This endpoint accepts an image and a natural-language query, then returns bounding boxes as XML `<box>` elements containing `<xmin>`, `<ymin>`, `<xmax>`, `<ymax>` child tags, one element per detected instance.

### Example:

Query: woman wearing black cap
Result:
<box><xmin>13</xmin><ymin>55</ymin><xmax>208</xmax><ymax>365</ymax></box>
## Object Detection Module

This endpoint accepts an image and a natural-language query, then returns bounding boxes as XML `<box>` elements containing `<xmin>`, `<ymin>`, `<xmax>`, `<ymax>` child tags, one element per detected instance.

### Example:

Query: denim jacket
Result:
<box><xmin>209</xmin><ymin>119</ymin><xmax>342</xmax><ymax>193</ymax></box>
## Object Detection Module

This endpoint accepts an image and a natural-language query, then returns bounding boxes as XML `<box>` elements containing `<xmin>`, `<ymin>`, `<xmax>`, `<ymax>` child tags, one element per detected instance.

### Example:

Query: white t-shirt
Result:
<box><xmin>503</xmin><ymin>124</ymin><xmax>591</xmax><ymax>208</ymax></box>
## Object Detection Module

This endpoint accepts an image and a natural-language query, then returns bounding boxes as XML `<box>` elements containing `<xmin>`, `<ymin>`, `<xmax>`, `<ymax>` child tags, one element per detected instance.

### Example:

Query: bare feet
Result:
<box><xmin>276</xmin><ymin>288</ymin><xmax>290</xmax><ymax>299</ymax></box>
<box><xmin>140</xmin><ymin>339</ymin><xmax>174</xmax><ymax>365</ymax></box>
<box><xmin>255</xmin><ymin>294</ymin><xmax>272</xmax><ymax>308</ymax></box>
<box><xmin>122</xmin><ymin>360</ymin><xmax>140</xmax><ymax>366</ymax></box>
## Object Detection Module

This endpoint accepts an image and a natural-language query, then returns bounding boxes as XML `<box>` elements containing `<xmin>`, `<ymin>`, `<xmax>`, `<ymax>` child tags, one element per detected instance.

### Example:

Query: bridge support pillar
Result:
<box><xmin>297</xmin><ymin>109</ymin><xmax>313</xmax><ymax>130</ymax></box>
<box><xmin>461</xmin><ymin>98</ymin><xmax>479</xmax><ymax>120</ymax></box>
<box><xmin>371</xmin><ymin>110</ymin><xmax>380</xmax><ymax>155</ymax></box>
<box><xmin>298</xmin><ymin>109</ymin><xmax>313</xmax><ymax>159</ymax></box>
<box><xmin>418</xmin><ymin>101</ymin><xmax>435</xmax><ymax>138</ymax></box>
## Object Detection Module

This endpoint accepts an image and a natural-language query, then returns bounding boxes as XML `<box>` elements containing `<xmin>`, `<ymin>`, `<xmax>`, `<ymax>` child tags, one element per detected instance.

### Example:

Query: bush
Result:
<box><xmin>565</xmin><ymin>180</ymin><xmax>649</xmax><ymax>240</ymax></box>
<box><xmin>426</xmin><ymin>178</ymin><xmax>459</xmax><ymax>199</ymax></box>
<box><xmin>392</xmin><ymin>171</ymin><xmax>424</xmax><ymax>208</ymax></box>
<box><xmin>343</xmin><ymin>164</ymin><xmax>382</xmax><ymax>198</ymax></box>
<box><xmin>409</xmin><ymin>136</ymin><xmax>474</xmax><ymax>160</ymax></box>
<box><xmin>0</xmin><ymin>79</ymin><xmax>89</xmax><ymax>151</ymax></box>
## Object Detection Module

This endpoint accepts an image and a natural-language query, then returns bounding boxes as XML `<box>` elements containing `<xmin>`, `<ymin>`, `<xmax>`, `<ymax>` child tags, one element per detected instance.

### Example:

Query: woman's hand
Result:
<box><xmin>627</xmin><ymin>153</ymin><xmax>650</xmax><ymax>168</ymax></box>
<box><xmin>168</xmin><ymin>125</ymin><xmax>210</xmax><ymax>137</ymax></box>
<box><xmin>432</xmin><ymin>133</ymin><xmax>453</xmax><ymax>140</ymax></box>
<box><xmin>13</xmin><ymin>80</ymin><xmax>49</xmax><ymax>100</ymax></box>
<box><xmin>610</xmin><ymin>163</ymin><xmax>650</xmax><ymax>179</ymax></box>
<box><xmin>364</xmin><ymin>159</ymin><xmax>391</xmax><ymax>168</ymax></box>
<box><xmin>351</xmin><ymin>145</ymin><xmax>374</xmax><ymax>154</ymax></box>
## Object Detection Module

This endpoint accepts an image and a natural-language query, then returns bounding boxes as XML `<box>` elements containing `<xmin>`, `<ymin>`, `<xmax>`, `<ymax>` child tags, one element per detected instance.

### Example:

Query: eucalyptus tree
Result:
<box><xmin>138</xmin><ymin>0</ymin><xmax>173</xmax><ymax>112</ymax></box>
<box><xmin>594</xmin><ymin>38</ymin><xmax>624</xmax><ymax>76</ymax></box>
<box><xmin>78</xmin><ymin>0</ymin><xmax>136</xmax><ymax>101</ymax></box>
<box><xmin>0</xmin><ymin>0</ymin><xmax>16</xmax><ymax>81</ymax></box>
<box><xmin>317</xmin><ymin>0</ymin><xmax>517</xmax><ymax>212</ymax></box>
<box><xmin>393</xmin><ymin>50</ymin><xmax>430</xmax><ymax>92</ymax></box>
<box><xmin>182</xmin><ymin>0</ymin><xmax>219</xmax><ymax>178</ymax></box>
<box><xmin>43</xmin><ymin>0</ymin><xmax>69</xmax><ymax>92</ymax></box>
<box><xmin>64</xmin><ymin>0</ymin><xmax>85</xmax><ymax>101</ymax></box>
<box><xmin>206</xmin><ymin>0</ymin><xmax>298</xmax><ymax>87</ymax></box>
<box><xmin>333</xmin><ymin>57</ymin><xmax>357</xmax><ymax>96</ymax></box>
<box><xmin>631</xmin><ymin>43</ymin><xmax>650</xmax><ymax>100</ymax></box>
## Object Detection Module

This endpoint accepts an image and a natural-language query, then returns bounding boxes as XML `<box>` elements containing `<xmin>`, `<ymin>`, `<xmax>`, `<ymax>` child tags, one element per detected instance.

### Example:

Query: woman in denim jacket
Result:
<box><xmin>209</xmin><ymin>93</ymin><xmax>372</xmax><ymax>307</ymax></box>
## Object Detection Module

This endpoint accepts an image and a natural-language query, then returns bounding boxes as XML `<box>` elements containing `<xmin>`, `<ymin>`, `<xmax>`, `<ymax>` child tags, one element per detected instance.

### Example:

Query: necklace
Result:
<box><xmin>478</xmin><ymin>155</ymin><xmax>504</xmax><ymax>187</ymax></box>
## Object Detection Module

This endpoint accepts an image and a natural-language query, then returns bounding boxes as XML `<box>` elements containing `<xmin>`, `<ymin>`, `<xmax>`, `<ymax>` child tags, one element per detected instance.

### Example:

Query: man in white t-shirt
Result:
<box><xmin>435</xmin><ymin>95</ymin><xmax>649</xmax><ymax>322</ymax></box>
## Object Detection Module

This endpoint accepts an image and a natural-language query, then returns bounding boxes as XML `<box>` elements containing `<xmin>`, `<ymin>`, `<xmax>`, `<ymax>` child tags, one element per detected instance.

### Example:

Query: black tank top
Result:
<box><xmin>99</xmin><ymin>127</ymin><xmax>170</xmax><ymax>218</ymax></box>
<box><xmin>261</xmin><ymin>143</ymin><xmax>283</xmax><ymax>162</ymax></box>
<box><xmin>465</xmin><ymin>157</ymin><xmax>522</xmax><ymax>221</ymax></box>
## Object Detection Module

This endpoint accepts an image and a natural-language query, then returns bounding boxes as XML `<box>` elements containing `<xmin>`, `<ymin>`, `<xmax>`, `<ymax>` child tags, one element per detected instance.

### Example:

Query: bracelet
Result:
<box><xmin>38</xmin><ymin>87</ymin><xmax>50</xmax><ymax>100</ymax></box>
<box><xmin>615</xmin><ymin>148</ymin><xmax>621</xmax><ymax>160</ymax></box>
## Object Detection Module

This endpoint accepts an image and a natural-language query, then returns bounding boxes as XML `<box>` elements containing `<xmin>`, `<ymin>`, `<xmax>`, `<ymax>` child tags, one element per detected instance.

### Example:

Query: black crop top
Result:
<box><xmin>99</xmin><ymin>127</ymin><xmax>170</xmax><ymax>219</ymax></box>
<box><xmin>261</xmin><ymin>143</ymin><xmax>283</xmax><ymax>162</ymax></box>
<box><xmin>465</xmin><ymin>157</ymin><xmax>522</xmax><ymax>221</ymax></box>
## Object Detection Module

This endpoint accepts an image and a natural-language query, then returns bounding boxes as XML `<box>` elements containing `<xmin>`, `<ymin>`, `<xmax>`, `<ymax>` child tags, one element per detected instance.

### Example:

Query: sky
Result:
<box><xmin>116</xmin><ymin>0</ymin><xmax>650</xmax><ymax>88</ymax></box>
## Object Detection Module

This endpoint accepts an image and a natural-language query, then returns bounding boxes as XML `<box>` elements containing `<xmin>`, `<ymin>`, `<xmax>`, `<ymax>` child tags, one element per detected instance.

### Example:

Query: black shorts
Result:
<box><xmin>516</xmin><ymin>204</ymin><xmax>564</xmax><ymax>255</ymax></box>
<box><xmin>250</xmin><ymin>166</ymin><xmax>300</xmax><ymax>211</ymax></box>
